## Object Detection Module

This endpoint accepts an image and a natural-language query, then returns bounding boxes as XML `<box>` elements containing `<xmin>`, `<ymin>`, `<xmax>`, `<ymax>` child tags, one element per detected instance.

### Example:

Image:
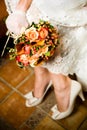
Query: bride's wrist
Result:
<box><xmin>16</xmin><ymin>0</ymin><xmax>32</xmax><ymax>12</ymax></box>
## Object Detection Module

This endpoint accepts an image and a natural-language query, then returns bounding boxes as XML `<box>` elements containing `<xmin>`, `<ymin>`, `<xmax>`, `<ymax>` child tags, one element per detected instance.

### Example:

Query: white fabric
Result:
<box><xmin>34</xmin><ymin>0</ymin><xmax>87</xmax><ymax>11</ymax></box>
<box><xmin>5</xmin><ymin>0</ymin><xmax>87</xmax><ymax>26</ymax></box>
<box><xmin>34</xmin><ymin>0</ymin><xmax>87</xmax><ymax>26</ymax></box>
<box><xmin>6</xmin><ymin>10</ymin><xmax>29</xmax><ymax>34</ymax></box>
<box><xmin>4</xmin><ymin>0</ymin><xmax>87</xmax><ymax>91</ymax></box>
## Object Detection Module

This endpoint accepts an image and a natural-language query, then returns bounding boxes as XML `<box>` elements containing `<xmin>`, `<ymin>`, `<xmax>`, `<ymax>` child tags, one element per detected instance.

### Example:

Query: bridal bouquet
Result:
<box><xmin>9</xmin><ymin>20</ymin><xmax>60</xmax><ymax>68</ymax></box>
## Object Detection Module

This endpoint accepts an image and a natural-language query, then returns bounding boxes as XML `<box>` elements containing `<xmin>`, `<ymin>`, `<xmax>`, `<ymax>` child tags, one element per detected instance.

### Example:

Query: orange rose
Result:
<box><xmin>39</xmin><ymin>27</ymin><xmax>48</xmax><ymax>39</ymax></box>
<box><xmin>25</xmin><ymin>27</ymin><xmax>39</xmax><ymax>42</ymax></box>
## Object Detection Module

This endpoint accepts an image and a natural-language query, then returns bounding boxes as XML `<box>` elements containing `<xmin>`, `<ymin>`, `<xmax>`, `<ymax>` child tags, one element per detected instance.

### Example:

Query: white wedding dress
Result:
<box><xmin>4</xmin><ymin>0</ymin><xmax>87</xmax><ymax>91</ymax></box>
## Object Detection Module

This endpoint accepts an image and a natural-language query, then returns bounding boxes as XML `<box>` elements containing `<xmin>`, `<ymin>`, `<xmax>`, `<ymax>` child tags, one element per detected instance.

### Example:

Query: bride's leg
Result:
<box><xmin>50</xmin><ymin>73</ymin><xmax>71</xmax><ymax>112</ymax></box>
<box><xmin>25</xmin><ymin>66</ymin><xmax>51</xmax><ymax>107</ymax></box>
<box><xmin>50</xmin><ymin>73</ymin><xmax>85</xmax><ymax>120</ymax></box>
<box><xmin>33</xmin><ymin>66</ymin><xmax>51</xmax><ymax>98</ymax></box>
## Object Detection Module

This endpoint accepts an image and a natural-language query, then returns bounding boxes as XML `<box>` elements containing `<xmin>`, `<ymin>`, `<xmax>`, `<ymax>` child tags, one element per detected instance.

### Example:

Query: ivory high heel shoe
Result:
<box><xmin>51</xmin><ymin>80</ymin><xmax>85</xmax><ymax>120</ymax></box>
<box><xmin>24</xmin><ymin>81</ymin><xmax>52</xmax><ymax>107</ymax></box>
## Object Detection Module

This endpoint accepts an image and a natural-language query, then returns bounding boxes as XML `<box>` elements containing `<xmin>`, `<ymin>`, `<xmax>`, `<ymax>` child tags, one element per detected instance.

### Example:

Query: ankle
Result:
<box><xmin>33</xmin><ymin>69</ymin><xmax>51</xmax><ymax>98</ymax></box>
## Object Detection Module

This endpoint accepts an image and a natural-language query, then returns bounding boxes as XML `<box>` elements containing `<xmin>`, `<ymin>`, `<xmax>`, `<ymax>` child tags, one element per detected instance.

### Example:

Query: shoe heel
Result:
<box><xmin>79</xmin><ymin>90</ymin><xmax>85</xmax><ymax>101</ymax></box>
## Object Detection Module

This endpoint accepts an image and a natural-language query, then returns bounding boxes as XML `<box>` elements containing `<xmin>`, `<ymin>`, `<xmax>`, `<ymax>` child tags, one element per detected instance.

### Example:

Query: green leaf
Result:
<box><xmin>45</xmin><ymin>51</ymin><xmax>50</xmax><ymax>56</ymax></box>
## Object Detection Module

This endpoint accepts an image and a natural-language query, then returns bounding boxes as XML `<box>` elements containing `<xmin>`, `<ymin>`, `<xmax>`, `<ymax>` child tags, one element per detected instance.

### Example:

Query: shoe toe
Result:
<box><xmin>24</xmin><ymin>91</ymin><xmax>33</xmax><ymax>99</ymax></box>
<box><xmin>51</xmin><ymin>105</ymin><xmax>61</xmax><ymax>120</ymax></box>
<box><xmin>25</xmin><ymin>97</ymin><xmax>39</xmax><ymax>107</ymax></box>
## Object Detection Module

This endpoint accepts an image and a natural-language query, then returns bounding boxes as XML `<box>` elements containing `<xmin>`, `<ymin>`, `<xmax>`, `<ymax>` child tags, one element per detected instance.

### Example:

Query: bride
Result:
<box><xmin>5</xmin><ymin>0</ymin><xmax>87</xmax><ymax>120</ymax></box>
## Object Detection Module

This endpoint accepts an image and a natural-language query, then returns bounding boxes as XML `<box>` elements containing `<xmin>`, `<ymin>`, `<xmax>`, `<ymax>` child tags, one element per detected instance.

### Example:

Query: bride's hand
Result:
<box><xmin>5</xmin><ymin>10</ymin><xmax>29</xmax><ymax>35</ymax></box>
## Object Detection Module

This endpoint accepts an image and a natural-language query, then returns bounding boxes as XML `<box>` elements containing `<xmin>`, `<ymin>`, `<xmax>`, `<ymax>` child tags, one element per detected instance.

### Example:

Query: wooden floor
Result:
<box><xmin>0</xmin><ymin>55</ymin><xmax>87</xmax><ymax>130</ymax></box>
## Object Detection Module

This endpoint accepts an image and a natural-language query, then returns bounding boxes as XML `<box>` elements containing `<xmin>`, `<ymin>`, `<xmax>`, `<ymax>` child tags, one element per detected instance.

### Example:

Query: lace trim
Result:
<box><xmin>4</xmin><ymin>0</ymin><xmax>18</xmax><ymax>14</ymax></box>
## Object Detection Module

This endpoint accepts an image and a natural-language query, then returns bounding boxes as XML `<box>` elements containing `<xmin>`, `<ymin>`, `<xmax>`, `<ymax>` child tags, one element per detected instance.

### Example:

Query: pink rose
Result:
<box><xmin>24</xmin><ymin>44</ymin><xmax>31</xmax><ymax>54</ymax></box>
<box><xmin>16</xmin><ymin>54</ymin><xmax>29</xmax><ymax>66</ymax></box>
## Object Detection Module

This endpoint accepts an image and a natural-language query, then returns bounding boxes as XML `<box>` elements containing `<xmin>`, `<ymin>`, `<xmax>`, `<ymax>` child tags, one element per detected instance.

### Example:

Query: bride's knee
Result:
<box><xmin>50</xmin><ymin>73</ymin><xmax>69</xmax><ymax>90</ymax></box>
<box><xmin>34</xmin><ymin>66</ymin><xmax>49</xmax><ymax>75</ymax></box>
<box><xmin>50</xmin><ymin>73</ymin><xmax>66</xmax><ymax>80</ymax></box>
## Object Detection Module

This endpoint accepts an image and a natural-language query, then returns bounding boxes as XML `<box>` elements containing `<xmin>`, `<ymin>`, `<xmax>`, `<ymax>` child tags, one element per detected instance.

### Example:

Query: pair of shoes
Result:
<box><xmin>51</xmin><ymin>80</ymin><xmax>85</xmax><ymax>120</ymax></box>
<box><xmin>24</xmin><ymin>81</ymin><xmax>52</xmax><ymax>107</ymax></box>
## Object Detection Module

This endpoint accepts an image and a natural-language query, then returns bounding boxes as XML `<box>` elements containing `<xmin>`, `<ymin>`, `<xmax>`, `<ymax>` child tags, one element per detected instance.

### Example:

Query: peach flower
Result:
<box><xmin>25</xmin><ymin>27</ymin><xmax>39</xmax><ymax>42</ymax></box>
